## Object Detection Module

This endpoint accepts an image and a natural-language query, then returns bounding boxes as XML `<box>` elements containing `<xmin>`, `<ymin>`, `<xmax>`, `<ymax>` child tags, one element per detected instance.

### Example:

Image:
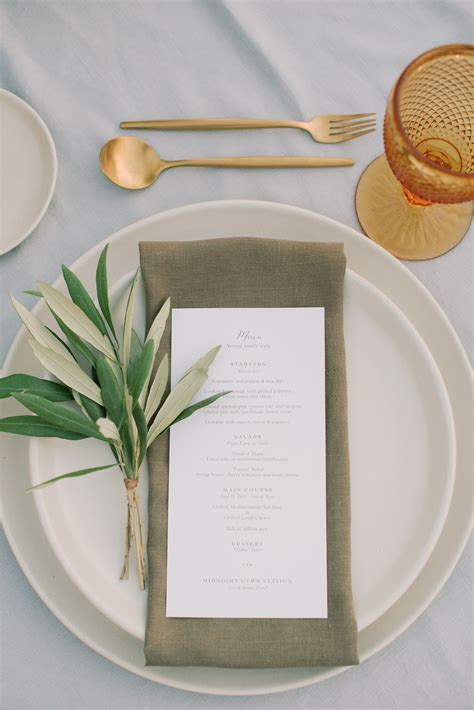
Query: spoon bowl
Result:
<box><xmin>100</xmin><ymin>137</ymin><xmax>164</xmax><ymax>189</ymax></box>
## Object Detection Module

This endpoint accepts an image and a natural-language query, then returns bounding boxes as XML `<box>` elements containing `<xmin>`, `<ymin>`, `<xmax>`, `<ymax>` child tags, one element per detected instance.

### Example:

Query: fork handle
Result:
<box><xmin>166</xmin><ymin>156</ymin><xmax>354</xmax><ymax>169</ymax></box>
<box><xmin>120</xmin><ymin>118</ymin><xmax>305</xmax><ymax>130</ymax></box>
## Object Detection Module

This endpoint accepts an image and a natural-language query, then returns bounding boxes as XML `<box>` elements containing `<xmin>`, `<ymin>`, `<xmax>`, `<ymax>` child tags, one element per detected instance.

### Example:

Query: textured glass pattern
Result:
<box><xmin>384</xmin><ymin>45</ymin><xmax>474</xmax><ymax>204</ymax></box>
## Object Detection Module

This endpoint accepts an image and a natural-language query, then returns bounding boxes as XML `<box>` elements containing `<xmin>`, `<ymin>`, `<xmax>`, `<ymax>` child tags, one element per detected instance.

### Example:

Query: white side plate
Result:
<box><xmin>0</xmin><ymin>89</ymin><xmax>57</xmax><ymax>255</ymax></box>
<box><xmin>1</xmin><ymin>201</ymin><xmax>471</xmax><ymax>695</ymax></box>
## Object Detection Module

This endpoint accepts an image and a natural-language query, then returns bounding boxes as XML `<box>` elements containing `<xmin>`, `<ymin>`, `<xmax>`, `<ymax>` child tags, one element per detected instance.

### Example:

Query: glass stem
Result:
<box><xmin>402</xmin><ymin>186</ymin><xmax>433</xmax><ymax>207</ymax></box>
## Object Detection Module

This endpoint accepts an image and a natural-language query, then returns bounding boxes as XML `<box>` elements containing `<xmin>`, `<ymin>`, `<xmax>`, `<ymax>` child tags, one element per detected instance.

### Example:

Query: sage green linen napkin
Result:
<box><xmin>140</xmin><ymin>237</ymin><xmax>358</xmax><ymax>668</ymax></box>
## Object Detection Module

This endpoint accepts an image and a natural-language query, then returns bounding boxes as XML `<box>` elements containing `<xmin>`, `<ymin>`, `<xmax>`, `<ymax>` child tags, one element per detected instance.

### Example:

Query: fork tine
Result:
<box><xmin>330</xmin><ymin>120</ymin><xmax>376</xmax><ymax>134</ymax></box>
<box><xmin>327</xmin><ymin>128</ymin><xmax>376</xmax><ymax>143</ymax></box>
<box><xmin>329</xmin><ymin>113</ymin><xmax>376</xmax><ymax>122</ymax></box>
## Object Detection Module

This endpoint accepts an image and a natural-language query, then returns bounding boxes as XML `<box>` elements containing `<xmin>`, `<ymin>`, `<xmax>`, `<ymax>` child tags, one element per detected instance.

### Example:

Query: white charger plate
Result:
<box><xmin>29</xmin><ymin>269</ymin><xmax>455</xmax><ymax>639</ymax></box>
<box><xmin>0</xmin><ymin>89</ymin><xmax>57</xmax><ymax>255</ymax></box>
<box><xmin>1</xmin><ymin>201</ymin><xmax>472</xmax><ymax>695</ymax></box>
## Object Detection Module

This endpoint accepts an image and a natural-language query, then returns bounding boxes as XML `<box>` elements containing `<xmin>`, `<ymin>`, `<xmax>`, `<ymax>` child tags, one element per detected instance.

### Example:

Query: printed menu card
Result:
<box><xmin>166</xmin><ymin>307</ymin><xmax>327</xmax><ymax>618</ymax></box>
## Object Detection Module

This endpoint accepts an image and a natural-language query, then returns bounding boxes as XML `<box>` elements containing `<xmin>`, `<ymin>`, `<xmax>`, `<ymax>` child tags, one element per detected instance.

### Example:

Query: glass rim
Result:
<box><xmin>391</xmin><ymin>43</ymin><xmax>474</xmax><ymax>181</ymax></box>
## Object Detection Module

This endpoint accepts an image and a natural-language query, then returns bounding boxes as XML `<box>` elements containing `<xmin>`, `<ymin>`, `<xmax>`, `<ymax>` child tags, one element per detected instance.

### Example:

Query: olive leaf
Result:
<box><xmin>122</xmin><ymin>270</ymin><xmax>139</xmax><ymax>375</ymax></box>
<box><xmin>146</xmin><ymin>297</ymin><xmax>170</xmax><ymax>351</ymax></box>
<box><xmin>0</xmin><ymin>374</ymin><xmax>72</xmax><ymax>402</ymax></box>
<box><xmin>147</xmin><ymin>345</ymin><xmax>225</xmax><ymax>445</ymax></box>
<box><xmin>38</xmin><ymin>281</ymin><xmax>115</xmax><ymax>360</ymax></box>
<box><xmin>136</xmin><ymin>298</ymin><xmax>170</xmax><ymax>408</ymax></box>
<box><xmin>129</xmin><ymin>339</ymin><xmax>155</xmax><ymax>404</ymax></box>
<box><xmin>96</xmin><ymin>417</ymin><xmax>121</xmax><ymax>442</ymax></box>
<box><xmin>130</xmin><ymin>329</ymin><xmax>143</xmax><ymax>364</ymax></box>
<box><xmin>144</xmin><ymin>353</ymin><xmax>169</xmax><ymax>422</ymax></box>
<box><xmin>147</xmin><ymin>367</ymin><xmax>208</xmax><ymax>446</ymax></box>
<box><xmin>180</xmin><ymin>345</ymin><xmax>221</xmax><ymax>380</ymax></box>
<box><xmin>62</xmin><ymin>264</ymin><xmax>110</xmax><ymax>338</ymax></box>
<box><xmin>133</xmin><ymin>403</ymin><xmax>148</xmax><ymax>466</ymax></box>
<box><xmin>52</xmin><ymin>315</ymin><xmax>97</xmax><ymax>366</ymax></box>
<box><xmin>29</xmin><ymin>340</ymin><xmax>103</xmax><ymax>405</ymax></box>
<box><xmin>11</xmin><ymin>296</ymin><xmax>74</xmax><ymax>362</ymax></box>
<box><xmin>0</xmin><ymin>415</ymin><xmax>87</xmax><ymax>439</ymax></box>
<box><xmin>44</xmin><ymin>326</ymin><xmax>75</xmax><ymax>359</ymax></box>
<box><xmin>77</xmin><ymin>393</ymin><xmax>105</xmax><ymax>422</ymax></box>
<box><xmin>170</xmin><ymin>390</ymin><xmax>231</xmax><ymax>428</ymax></box>
<box><xmin>125</xmin><ymin>388</ymin><xmax>137</xmax><ymax>446</ymax></box>
<box><xmin>120</xmin><ymin>413</ymin><xmax>135</xmax><ymax>477</ymax></box>
<box><xmin>95</xmin><ymin>356</ymin><xmax>124</xmax><ymax>426</ymax></box>
<box><xmin>28</xmin><ymin>463</ymin><xmax>117</xmax><ymax>491</ymax></box>
<box><xmin>14</xmin><ymin>392</ymin><xmax>106</xmax><ymax>441</ymax></box>
<box><xmin>95</xmin><ymin>244</ymin><xmax>117</xmax><ymax>340</ymax></box>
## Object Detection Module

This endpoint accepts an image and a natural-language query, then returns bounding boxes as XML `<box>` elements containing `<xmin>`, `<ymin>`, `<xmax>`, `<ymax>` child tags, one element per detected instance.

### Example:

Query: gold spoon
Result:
<box><xmin>99</xmin><ymin>136</ymin><xmax>354</xmax><ymax>190</ymax></box>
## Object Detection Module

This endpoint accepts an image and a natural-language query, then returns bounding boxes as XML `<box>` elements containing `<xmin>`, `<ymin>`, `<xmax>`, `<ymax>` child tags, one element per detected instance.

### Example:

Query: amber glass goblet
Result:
<box><xmin>356</xmin><ymin>45</ymin><xmax>474</xmax><ymax>260</ymax></box>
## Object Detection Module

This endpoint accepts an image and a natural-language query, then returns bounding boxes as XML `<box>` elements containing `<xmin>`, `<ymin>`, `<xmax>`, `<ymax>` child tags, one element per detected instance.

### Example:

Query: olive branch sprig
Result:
<box><xmin>0</xmin><ymin>244</ymin><xmax>229</xmax><ymax>587</ymax></box>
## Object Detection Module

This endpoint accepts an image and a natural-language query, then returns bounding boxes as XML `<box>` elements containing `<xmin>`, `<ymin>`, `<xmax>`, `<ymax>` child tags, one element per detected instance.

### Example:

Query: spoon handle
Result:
<box><xmin>166</xmin><ymin>156</ymin><xmax>354</xmax><ymax>169</ymax></box>
<box><xmin>120</xmin><ymin>118</ymin><xmax>305</xmax><ymax>131</ymax></box>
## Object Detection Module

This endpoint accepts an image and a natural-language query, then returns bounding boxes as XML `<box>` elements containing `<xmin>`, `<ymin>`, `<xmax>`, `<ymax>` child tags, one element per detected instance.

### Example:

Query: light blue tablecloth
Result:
<box><xmin>1</xmin><ymin>1</ymin><xmax>472</xmax><ymax>707</ymax></box>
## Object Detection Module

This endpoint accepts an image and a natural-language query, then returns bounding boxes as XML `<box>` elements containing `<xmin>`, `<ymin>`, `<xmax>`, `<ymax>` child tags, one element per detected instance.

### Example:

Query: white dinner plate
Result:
<box><xmin>0</xmin><ymin>89</ymin><xmax>57</xmax><ymax>255</ymax></box>
<box><xmin>1</xmin><ymin>201</ymin><xmax>472</xmax><ymax>695</ymax></box>
<box><xmin>29</xmin><ymin>268</ymin><xmax>455</xmax><ymax>639</ymax></box>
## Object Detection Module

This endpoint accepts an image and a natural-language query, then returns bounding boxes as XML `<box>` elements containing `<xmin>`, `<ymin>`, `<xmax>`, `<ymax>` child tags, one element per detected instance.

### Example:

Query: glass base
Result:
<box><xmin>355</xmin><ymin>155</ymin><xmax>473</xmax><ymax>260</ymax></box>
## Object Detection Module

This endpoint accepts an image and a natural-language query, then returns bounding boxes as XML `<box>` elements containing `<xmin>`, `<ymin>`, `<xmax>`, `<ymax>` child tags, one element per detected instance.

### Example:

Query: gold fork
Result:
<box><xmin>120</xmin><ymin>113</ymin><xmax>376</xmax><ymax>144</ymax></box>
